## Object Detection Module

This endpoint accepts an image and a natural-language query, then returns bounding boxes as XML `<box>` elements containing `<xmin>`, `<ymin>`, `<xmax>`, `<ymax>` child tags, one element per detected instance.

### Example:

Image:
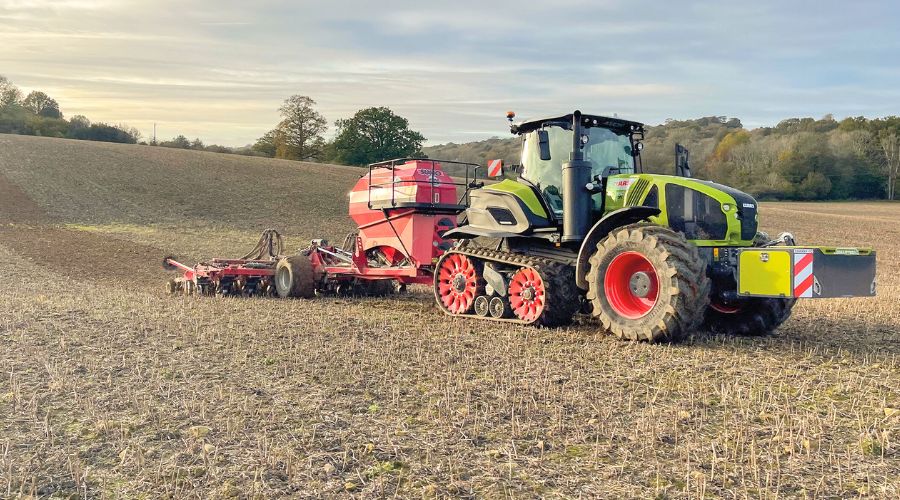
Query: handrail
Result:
<box><xmin>366</xmin><ymin>158</ymin><xmax>481</xmax><ymax>211</ymax></box>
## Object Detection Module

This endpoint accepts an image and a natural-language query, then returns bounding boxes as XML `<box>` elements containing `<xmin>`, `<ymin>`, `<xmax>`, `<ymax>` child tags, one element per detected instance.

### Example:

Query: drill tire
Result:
<box><xmin>275</xmin><ymin>255</ymin><xmax>316</xmax><ymax>299</ymax></box>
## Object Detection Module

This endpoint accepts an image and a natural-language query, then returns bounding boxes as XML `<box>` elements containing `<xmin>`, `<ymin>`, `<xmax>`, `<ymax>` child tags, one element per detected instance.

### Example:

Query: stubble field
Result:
<box><xmin>0</xmin><ymin>134</ymin><xmax>898</xmax><ymax>498</ymax></box>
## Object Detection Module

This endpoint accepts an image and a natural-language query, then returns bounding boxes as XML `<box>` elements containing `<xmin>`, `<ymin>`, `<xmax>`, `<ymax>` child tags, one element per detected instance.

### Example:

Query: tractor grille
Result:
<box><xmin>737</xmin><ymin>203</ymin><xmax>758</xmax><ymax>241</ymax></box>
<box><xmin>727</xmin><ymin>190</ymin><xmax>759</xmax><ymax>241</ymax></box>
<box><xmin>625</xmin><ymin>178</ymin><xmax>651</xmax><ymax>206</ymax></box>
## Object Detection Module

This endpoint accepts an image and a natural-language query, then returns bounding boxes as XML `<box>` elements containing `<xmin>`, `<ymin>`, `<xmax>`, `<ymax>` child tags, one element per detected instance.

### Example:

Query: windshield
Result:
<box><xmin>520</xmin><ymin>126</ymin><xmax>635</xmax><ymax>214</ymax></box>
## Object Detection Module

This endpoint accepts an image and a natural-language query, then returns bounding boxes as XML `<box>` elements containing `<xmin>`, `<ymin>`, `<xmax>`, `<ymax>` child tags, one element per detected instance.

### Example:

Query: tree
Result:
<box><xmin>331</xmin><ymin>107</ymin><xmax>426</xmax><ymax>166</ymax></box>
<box><xmin>118</xmin><ymin>124</ymin><xmax>142</xmax><ymax>142</ymax></box>
<box><xmin>880</xmin><ymin>132</ymin><xmax>899</xmax><ymax>200</ymax></box>
<box><xmin>161</xmin><ymin>135</ymin><xmax>191</xmax><ymax>149</ymax></box>
<box><xmin>65</xmin><ymin>122</ymin><xmax>136</xmax><ymax>143</ymax></box>
<box><xmin>69</xmin><ymin>115</ymin><xmax>91</xmax><ymax>130</ymax></box>
<box><xmin>798</xmin><ymin>171</ymin><xmax>833</xmax><ymax>200</ymax></box>
<box><xmin>252</xmin><ymin>129</ymin><xmax>277</xmax><ymax>157</ymax></box>
<box><xmin>0</xmin><ymin>75</ymin><xmax>22</xmax><ymax>108</ymax></box>
<box><xmin>273</xmin><ymin>95</ymin><xmax>327</xmax><ymax>160</ymax></box>
<box><xmin>22</xmin><ymin>91</ymin><xmax>62</xmax><ymax>118</ymax></box>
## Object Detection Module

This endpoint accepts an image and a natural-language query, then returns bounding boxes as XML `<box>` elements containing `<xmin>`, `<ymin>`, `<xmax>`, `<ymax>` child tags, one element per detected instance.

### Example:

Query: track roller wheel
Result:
<box><xmin>474</xmin><ymin>296</ymin><xmax>490</xmax><ymax>316</ymax></box>
<box><xmin>489</xmin><ymin>297</ymin><xmax>511</xmax><ymax>318</ymax></box>
<box><xmin>587</xmin><ymin>224</ymin><xmax>709</xmax><ymax>342</ymax></box>
<box><xmin>435</xmin><ymin>253</ymin><xmax>484</xmax><ymax>314</ymax></box>
<box><xmin>275</xmin><ymin>255</ymin><xmax>317</xmax><ymax>298</ymax></box>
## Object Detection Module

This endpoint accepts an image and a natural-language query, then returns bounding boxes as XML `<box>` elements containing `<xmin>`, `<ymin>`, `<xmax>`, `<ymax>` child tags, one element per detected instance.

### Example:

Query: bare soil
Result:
<box><xmin>0</xmin><ymin>170</ymin><xmax>166</xmax><ymax>285</ymax></box>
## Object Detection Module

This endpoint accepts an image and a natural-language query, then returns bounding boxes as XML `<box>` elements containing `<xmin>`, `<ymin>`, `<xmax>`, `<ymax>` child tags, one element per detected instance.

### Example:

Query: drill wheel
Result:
<box><xmin>275</xmin><ymin>255</ymin><xmax>317</xmax><ymax>298</ymax></box>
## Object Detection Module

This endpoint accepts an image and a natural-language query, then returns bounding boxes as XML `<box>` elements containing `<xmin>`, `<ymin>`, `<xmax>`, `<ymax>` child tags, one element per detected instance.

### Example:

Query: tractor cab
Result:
<box><xmin>447</xmin><ymin>111</ymin><xmax>645</xmax><ymax>241</ymax></box>
<box><xmin>516</xmin><ymin>113</ymin><xmax>644</xmax><ymax>216</ymax></box>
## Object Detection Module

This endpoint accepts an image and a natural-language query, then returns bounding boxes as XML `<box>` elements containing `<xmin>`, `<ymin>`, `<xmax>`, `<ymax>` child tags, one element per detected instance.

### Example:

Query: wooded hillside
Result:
<box><xmin>424</xmin><ymin>115</ymin><xmax>900</xmax><ymax>200</ymax></box>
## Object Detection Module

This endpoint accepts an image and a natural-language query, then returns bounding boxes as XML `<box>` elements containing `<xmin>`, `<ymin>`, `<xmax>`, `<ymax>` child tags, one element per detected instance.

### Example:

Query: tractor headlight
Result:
<box><xmin>722</xmin><ymin>203</ymin><xmax>732</xmax><ymax>211</ymax></box>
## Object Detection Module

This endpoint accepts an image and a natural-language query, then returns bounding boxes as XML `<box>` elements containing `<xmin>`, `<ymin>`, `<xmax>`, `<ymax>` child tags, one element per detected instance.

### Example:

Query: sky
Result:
<box><xmin>1</xmin><ymin>0</ymin><xmax>899</xmax><ymax>146</ymax></box>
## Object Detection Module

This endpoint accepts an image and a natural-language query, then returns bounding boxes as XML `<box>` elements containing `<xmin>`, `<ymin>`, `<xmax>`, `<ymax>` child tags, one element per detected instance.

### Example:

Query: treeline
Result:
<box><xmin>642</xmin><ymin>115</ymin><xmax>900</xmax><ymax>200</ymax></box>
<box><xmin>153</xmin><ymin>134</ymin><xmax>264</xmax><ymax>156</ymax></box>
<box><xmin>149</xmin><ymin>96</ymin><xmax>428</xmax><ymax>163</ymax></box>
<box><xmin>423</xmin><ymin>115</ymin><xmax>900</xmax><ymax>200</ymax></box>
<box><xmin>0</xmin><ymin>75</ymin><xmax>140</xmax><ymax>144</ymax></box>
<box><xmin>249</xmin><ymin>95</ymin><xmax>426</xmax><ymax>165</ymax></box>
<box><xmin>423</xmin><ymin>137</ymin><xmax>521</xmax><ymax>168</ymax></box>
<box><xmin>0</xmin><ymin>76</ymin><xmax>426</xmax><ymax>164</ymax></box>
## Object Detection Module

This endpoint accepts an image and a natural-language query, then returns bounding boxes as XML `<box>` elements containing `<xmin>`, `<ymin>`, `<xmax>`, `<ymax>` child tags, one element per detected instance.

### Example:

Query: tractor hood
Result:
<box><xmin>606</xmin><ymin>174</ymin><xmax>760</xmax><ymax>245</ymax></box>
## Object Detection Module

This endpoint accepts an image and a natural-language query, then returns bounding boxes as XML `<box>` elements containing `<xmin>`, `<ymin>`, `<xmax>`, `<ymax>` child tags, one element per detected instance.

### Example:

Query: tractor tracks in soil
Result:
<box><xmin>0</xmin><ymin>171</ymin><xmax>167</xmax><ymax>286</ymax></box>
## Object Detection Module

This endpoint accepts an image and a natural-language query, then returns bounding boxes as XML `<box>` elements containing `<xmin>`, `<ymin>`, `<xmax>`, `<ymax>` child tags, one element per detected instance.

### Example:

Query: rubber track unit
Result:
<box><xmin>586</xmin><ymin>224</ymin><xmax>711</xmax><ymax>342</ymax></box>
<box><xmin>434</xmin><ymin>246</ymin><xmax>580</xmax><ymax>327</ymax></box>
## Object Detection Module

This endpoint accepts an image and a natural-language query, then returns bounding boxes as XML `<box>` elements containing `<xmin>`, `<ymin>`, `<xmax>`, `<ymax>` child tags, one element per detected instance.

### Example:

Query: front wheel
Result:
<box><xmin>586</xmin><ymin>224</ymin><xmax>710</xmax><ymax>342</ymax></box>
<box><xmin>704</xmin><ymin>297</ymin><xmax>795</xmax><ymax>336</ymax></box>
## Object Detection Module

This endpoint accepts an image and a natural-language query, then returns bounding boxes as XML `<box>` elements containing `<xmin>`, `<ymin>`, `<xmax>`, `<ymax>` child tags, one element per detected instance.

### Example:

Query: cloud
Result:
<box><xmin>580</xmin><ymin>84</ymin><xmax>682</xmax><ymax>98</ymax></box>
<box><xmin>0</xmin><ymin>0</ymin><xmax>898</xmax><ymax>146</ymax></box>
<box><xmin>0</xmin><ymin>0</ymin><xmax>113</xmax><ymax>9</ymax></box>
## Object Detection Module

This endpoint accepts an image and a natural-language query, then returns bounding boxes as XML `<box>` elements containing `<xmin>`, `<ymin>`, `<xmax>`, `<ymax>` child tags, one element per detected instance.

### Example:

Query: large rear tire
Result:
<box><xmin>704</xmin><ymin>297</ymin><xmax>795</xmax><ymax>336</ymax></box>
<box><xmin>586</xmin><ymin>224</ymin><xmax>710</xmax><ymax>342</ymax></box>
<box><xmin>275</xmin><ymin>255</ymin><xmax>316</xmax><ymax>298</ymax></box>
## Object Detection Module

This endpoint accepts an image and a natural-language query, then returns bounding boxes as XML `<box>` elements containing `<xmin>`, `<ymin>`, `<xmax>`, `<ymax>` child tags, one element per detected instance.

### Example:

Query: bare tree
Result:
<box><xmin>880</xmin><ymin>133</ymin><xmax>899</xmax><ymax>200</ymax></box>
<box><xmin>274</xmin><ymin>95</ymin><xmax>327</xmax><ymax>160</ymax></box>
<box><xmin>0</xmin><ymin>75</ymin><xmax>22</xmax><ymax>107</ymax></box>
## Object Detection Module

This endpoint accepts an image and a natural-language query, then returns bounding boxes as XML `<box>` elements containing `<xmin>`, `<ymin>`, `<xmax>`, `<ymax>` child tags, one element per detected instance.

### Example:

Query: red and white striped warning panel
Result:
<box><xmin>793</xmin><ymin>249</ymin><xmax>814</xmax><ymax>298</ymax></box>
<box><xmin>487</xmin><ymin>159</ymin><xmax>503</xmax><ymax>178</ymax></box>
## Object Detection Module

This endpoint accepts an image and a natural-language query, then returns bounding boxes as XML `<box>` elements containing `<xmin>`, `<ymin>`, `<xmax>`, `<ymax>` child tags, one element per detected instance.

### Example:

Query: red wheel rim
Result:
<box><xmin>508</xmin><ymin>267</ymin><xmax>545</xmax><ymax>322</ymax></box>
<box><xmin>437</xmin><ymin>254</ymin><xmax>479</xmax><ymax>314</ymax></box>
<box><xmin>604</xmin><ymin>251</ymin><xmax>659</xmax><ymax>319</ymax></box>
<box><xmin>710</xmin><ymin>299</ymin><xmax>743</xmax><ymax>314</ymax></box>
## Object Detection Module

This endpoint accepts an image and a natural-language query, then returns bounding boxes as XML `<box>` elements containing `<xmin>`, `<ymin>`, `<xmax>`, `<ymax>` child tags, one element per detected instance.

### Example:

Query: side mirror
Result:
<box><xmin>486</xmin><ymin>159</ymin><xmax>504</xmax><ymax>178</ymax></box>
<box><xmin>675</xmin><ymin>143</ymin><xmax>692</xmax><ymax>178</ymax></box>
<box><xmin>631</xmin><ymin>142</ymin><xmax>643</xmax><ymax>157</ymax></box>
<box><xmin>537</xmin><ymin>130</ymin><xmax>551</xmax><ymax>161</ymax></box>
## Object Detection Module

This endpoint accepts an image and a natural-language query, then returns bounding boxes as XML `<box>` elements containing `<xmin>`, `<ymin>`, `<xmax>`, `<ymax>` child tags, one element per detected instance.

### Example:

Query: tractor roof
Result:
<box><xmin>511</xmin><ymin>112</ymin><xmax>644</xmax><ymax>136</ymax></box>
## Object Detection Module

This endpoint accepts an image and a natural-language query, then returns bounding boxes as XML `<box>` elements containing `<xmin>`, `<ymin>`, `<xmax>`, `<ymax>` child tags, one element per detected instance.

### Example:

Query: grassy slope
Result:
<box><xmin>0</xmin><ymin>135</ymin><xmax>360</xmax><ymax>259</ymax></box>
<box><xmin>0</xmin><ymin>134</ymin><xmax>898</xmax><ymax>497</ymax></box>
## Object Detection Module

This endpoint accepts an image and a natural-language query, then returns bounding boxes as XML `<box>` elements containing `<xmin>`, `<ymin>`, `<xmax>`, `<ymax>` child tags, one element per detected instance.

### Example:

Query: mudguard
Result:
<box><xmin>442</xmin><ymin>226</ymin><xmax>525</xmax><ymax>240</ymax></box>
<box><xmin>574</xmin><ymin>206</ymin><xmax>661</xmax><ymax>290</ymax></box>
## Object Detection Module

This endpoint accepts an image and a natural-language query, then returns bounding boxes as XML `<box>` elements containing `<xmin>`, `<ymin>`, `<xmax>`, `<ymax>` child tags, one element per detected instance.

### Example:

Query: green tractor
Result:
<box><xmin>434</xmin><ymin>110</ymin><xmax>876</xmax><ymax>342</ymax></box>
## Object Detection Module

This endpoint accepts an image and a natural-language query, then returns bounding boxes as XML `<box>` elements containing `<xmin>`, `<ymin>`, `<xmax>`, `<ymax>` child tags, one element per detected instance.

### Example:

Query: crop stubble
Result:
<box><xmin>0</xmin><ymin>135</ymin><xmax>897</xmax><ymax>497</ymax></box>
